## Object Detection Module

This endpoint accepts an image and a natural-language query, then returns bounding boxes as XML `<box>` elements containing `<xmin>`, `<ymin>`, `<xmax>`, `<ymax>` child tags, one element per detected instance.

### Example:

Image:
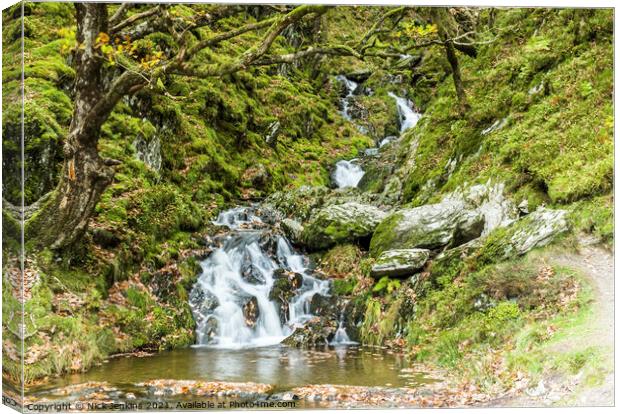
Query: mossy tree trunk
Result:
<box><xmin>430</xmin><ymin>8</ymin><xmax>470</xmax><ymax>113</ymax></box>
<box><xmin>27</xmin><ymin>4</ymin><xmax>116</xmax><ymax>249</ymax></box>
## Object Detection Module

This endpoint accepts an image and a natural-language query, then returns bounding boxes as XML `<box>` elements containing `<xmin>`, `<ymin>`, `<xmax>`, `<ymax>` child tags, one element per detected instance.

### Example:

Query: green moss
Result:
<box><xmin>568</xmin><ymin>194</ymin><xmax>613</xmax><ymax>244</ymax></box>
<box><xmin>368</xmin><ymin>212</ymin><xmax>403</xmax><ymax>256</ymax></box>
<box><xmin>398</xmin><ymin>9</ymin><xmax>612</xmax><ymax>216</ymax></box>
<box><xmin>332</xmin><ymin>278</ymin><xmax>358</xmax><ymax>295</ymax></box>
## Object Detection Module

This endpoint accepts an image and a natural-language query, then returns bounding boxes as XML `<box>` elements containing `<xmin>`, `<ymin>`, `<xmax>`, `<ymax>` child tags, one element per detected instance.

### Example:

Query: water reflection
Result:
<box><xmin>38</xmin><ymin>345</ymin><xmax>431</xmax><ymax>394</ymax></box>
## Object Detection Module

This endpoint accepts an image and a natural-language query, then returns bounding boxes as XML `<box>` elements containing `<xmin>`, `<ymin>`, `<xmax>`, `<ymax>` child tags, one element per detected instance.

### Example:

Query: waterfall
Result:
<box><xmin>190</xmin><ymin>207</ymin><xmax>330</xmax><ymax>349</ymax></box>
<box><xmin>388</xmin><ymin>92</ymin><xmax>421</xmax><ymax>134</ymax></box>
<box><xmin>332</xmin><ymin>159</ymin><xmax>365</xmax><ymax>188</ymax></box>
<box><xmin>335</xmin><ymin>75</ymin><xmax>359</xmax><ymax>121</ymax></box>
<box><xmin>331</xmin><ymin>303</ymin><xmax>357</xmax><ymax>346</ymax></box>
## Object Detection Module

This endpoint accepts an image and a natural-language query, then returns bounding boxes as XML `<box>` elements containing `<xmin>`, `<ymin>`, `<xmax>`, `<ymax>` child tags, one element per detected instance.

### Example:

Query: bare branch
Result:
<box><xmin>358</xmin><ymin>6</ymin><xmax>406</xmax><ymax>50</ymax></box>
<box><xmin>171</xmin><ymin>5</ymin><xmax>328</xmax><ymax>78</ymax></box>
<box><xmin>110</xmin><ymin>5</ymin><xmax>161</xmax><ymax>34</ymax></box>
<box><xmin>254</xmin><ymin>44</ymin><xmax>362</xmax><ymax>65</ymax></box>
<box><xmin>108</xmin><ymin>3</ymin><xmax>130</xmax><ymax>27</ymax></box>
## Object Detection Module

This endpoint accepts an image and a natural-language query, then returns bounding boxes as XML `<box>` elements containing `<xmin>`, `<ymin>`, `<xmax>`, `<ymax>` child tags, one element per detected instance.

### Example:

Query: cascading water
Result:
<box><xmin>335</xmin><ymin>75</ymin><xmax>359</xmax><ymax>121</ymax></box>
<box><xmin>331</xmin><ymin>303</ymin><xmax>358</xmax><ymax>346</ymax></box>
<box><xmin>388</xmin><ymin>92</ymin><xmax>421</xmax><ymax>134</ymax></box>
<box><xmin>332</xmin><ymin>159</ymin><xmax>365</xmax><ymax>188</ymax></box>
<box><xmin>190</xmin><ymin>206</ymin><xmax>331</xmax><ymax>349</ymax></box>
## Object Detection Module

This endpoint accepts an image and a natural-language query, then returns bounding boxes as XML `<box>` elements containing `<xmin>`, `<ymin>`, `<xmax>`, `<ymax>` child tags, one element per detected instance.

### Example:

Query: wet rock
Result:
<box><xmin>281</xmin><ymin>218</ymin><xmax>304</xmax><ymax>245</ymax></box>
<box><xmin>190</xmin><ymin>288</ymin><xmax>219</xmax><ymax>313</ymax></box>
<box><xmin>241</xmin><ymin>260</ymin><xmax>266</xmax><ymax>285</ymax></box>
<box><xmin>243</xmin><ymin>297</ymin><xmax>260</xmax><ymax>328</ymax></box>
<box><xmin>370</xmin><ymin>199</ymin><xmax>484</xmax><ymax>256</ymax></box>
<box><xmin>290</xmin><ymin>272</ymin><xmax>304</xmax><ymax>289</ymax></box>
<box><xmin>258</xmin><ymin>232</ymin><xmax>279</xmax><ymax>256</ymax></box>
<box><xmin>341</xmin><ymin>299</ymin><xmax>366</xmax><ymax>342</ymax></box>
<box><xmin>281</xmin><ymin>316</ymin><xmax>337</xmax><ymax>347</ymax></box>
<box><xmin>309</xmin><ymin>294</ymin><xmax>339</xmax><ymax>320</ymax></box>
<box><xmin>370</xmin><ymin>249</ymin><xmax>430</xmax><ymax>279</ymax></box>
<box><xmin>203</xmin><ymin>317</ymin><xmax>219</xmax><ymax>341</ymax></box>
<box><xmin>302</xmin><ymin>202</ymin><xmax>388</xmax><ymax>250</ymax></box>
<box><xmin>269</xmin><ymin>276</ymin><xmax>295</xmax><ymax>324</ymax></box>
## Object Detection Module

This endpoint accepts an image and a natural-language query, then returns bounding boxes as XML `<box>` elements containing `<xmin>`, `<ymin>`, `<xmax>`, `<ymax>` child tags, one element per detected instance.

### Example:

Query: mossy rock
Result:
<box><xmin>281</xmin><ymin>316</ymin><xmax>337</xmax><ymax>348</ymax></box>
<box><xmin>265</xmin><ymin>186</ymin><xmax>330</xmax><ymax>222</ymax></box>
<box><xmin>370</xmin><ymin>248</ymin><xmax>431</xmax><ymax>279</ymax></box>
<box><xmin>301</xmin><ymin>202</ymin><xmax>387</xmax><ymax>250</ymax></box>
<box><xmin>370</xmin><ymin>200</ymin><xmax>484</xmax><ymax>257</ymax></box>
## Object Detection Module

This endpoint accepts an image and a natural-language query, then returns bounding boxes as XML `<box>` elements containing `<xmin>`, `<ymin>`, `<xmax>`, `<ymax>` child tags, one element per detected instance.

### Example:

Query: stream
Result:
<box><xmin>333</xmin><ymin>76</ymin><xmax>422</xmax><ymax>189</ymax></box>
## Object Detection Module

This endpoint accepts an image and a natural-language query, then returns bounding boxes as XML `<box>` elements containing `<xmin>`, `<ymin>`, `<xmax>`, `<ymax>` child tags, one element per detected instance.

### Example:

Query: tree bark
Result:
<box><xmin>431</xmin><ymin>8</ymin><xmax>469</xmax><ymax>112</ymax></box>
<box><xmin>26</xmin><ymin>4</ymin><xmax>114</xmax><ymax>250</ymax></box>
<box><xmin>444</xmin><ymin>39</ymin><xmax>468</xmax><ymax>112</ymax></box>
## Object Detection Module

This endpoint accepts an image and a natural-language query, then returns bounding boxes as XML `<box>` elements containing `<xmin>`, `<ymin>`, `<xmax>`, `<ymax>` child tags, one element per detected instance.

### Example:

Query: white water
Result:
<box><xmin>333</xmin><ymin>159</ymin><xmax>365</xmax><ymax>188</ymax></box>
<box><xmin>388</xmin><ymin>92</ymin><xmax>421</xmax><ymax>134</ymax></box>
<box><xmin>379</xmin><ymin>136</ymin><xmax>398</xmax><ymax>148</ymax></box>
<box><xmin>331</xmin><ymin>313</ymin><xmax>357</xmax><ymax>346</ymax></box>
<box><xmin>336</xmin><ymin>75</ymin><xmax>359</xmax><ymax>121</ymax></box>
<box><xmin>190</xmin><ymin>207</ymin><xmax>331</xmax><ymax>349</ymax></box>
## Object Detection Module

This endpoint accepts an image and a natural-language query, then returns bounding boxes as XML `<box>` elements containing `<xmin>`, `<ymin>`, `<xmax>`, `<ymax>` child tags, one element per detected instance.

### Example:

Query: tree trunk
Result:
<box><xmin>26</xmin><ymin>4</ymin><xmax>114</xmax><ymax>250</ymax></box>
<box><xmin>431</xmin><ymin>8</ymin><xmax>469</xmax><ymax>113</ymax></box>
<box><xmin>27</xmin><ymin>146</ymin><xmax>114</xmax><ymax>249</ymax></box>
<box><xmin>444</xmin><ymin>39</ymin><xmax>469</xmax><ymax>112</ymax></box>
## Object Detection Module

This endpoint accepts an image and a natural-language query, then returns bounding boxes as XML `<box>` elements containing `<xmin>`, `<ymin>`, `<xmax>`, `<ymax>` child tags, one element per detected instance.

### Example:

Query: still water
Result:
<box><xmin>32</xmin><ymin>345</ymin><xmax>429</xmax><ymax>396</ymax></box>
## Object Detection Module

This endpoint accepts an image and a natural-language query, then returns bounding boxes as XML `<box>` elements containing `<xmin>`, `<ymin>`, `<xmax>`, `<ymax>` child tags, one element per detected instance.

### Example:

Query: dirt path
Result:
<box><xmin>496</xmin><ymin>243</ymin><xmax>614</xmax><ymax>407</ymax></box>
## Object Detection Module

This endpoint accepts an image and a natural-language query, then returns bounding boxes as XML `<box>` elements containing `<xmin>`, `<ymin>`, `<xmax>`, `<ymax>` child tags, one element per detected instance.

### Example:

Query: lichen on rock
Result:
<box><xmin>302</xmin><ymin>202</ymin><xmax>388</xmax><ymax>250</ymax></box>
<box><xmin>371</xmin><ymin>249</ymin><xmax>430</xmax><ymax>279</ymax></box>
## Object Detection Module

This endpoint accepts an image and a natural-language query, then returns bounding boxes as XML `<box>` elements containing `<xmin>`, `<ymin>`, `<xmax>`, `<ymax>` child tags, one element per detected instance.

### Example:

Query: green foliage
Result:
<box><xmin>372</xmin><ymin>276</ymin><xmax>401</xmax><ymax>294</ymax></box>
<box><xmin>332</xmin><ymin>278</ymin><xmax>358</xmax><ymax>296</ymax></box>
<box><xmin>320</xmin><ymin>244</ymin><xmax>364</xmax><ymax>278</ymax></box>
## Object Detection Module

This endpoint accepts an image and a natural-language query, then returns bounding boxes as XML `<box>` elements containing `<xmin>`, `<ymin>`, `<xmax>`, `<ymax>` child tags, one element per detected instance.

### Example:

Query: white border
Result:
<box><xmin>0</xmin><ymin>2</ymin><xmax>616</xmax><ymax>414</ymax></box>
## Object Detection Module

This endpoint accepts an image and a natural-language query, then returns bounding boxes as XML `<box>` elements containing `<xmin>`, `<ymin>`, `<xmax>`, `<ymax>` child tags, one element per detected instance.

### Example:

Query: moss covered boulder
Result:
<box><xmin>301</xmin><ymin>202</ymin><xmax>388</xmax><ymax>250</ymax></box>
<box><xmin>265</xmin><ymin>186</ymin><xmax>330</xmax><ymax>222</ymax></box>
<box><xmin>370</xmin><ymin>199</ymin><xmax>484</xmax><ymax>256</ymax></box>
<box><xmin>478</xmin><ymin>207</ymin><xmax>570</xmax><ymax>264</ymax></box>
<box><xmin>370</xmin><ymin>248</ymin><xmax>431</xmax><ymax>279</ymax></box>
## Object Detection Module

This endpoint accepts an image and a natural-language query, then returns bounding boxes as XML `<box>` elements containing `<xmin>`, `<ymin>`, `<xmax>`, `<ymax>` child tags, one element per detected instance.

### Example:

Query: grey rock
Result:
<box><xmin>371</xmin><ymin>249</ymin><xmax>430</xmax><ymax>278</ymax></box>
<box><xmin>370</xmin><ymin>198</ymin><xmax>484</xmax><ymax>256</ymax></box>
<box><xmin>461</xmin><ymin>182</ymin><xmax>519</xmax><ymax>235</ymax></box>
<box><xmin>281</xmin><ymin>218</ymin><xmax>304</xmax><ymax>244</ymax></box>
<box><xmin>370</xmin><ymin>181</ymin><xmax>519</xmax><ymax>256</ymax></box>
<box><xmin>302</xmin><ymin>202</ymin><xmax>388</xmax><ymax>250</ymax></box>
<box><xmin>509</xmin><ymin>207</ymin><xmax>569</xmax><ymax>255</ymax></box>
